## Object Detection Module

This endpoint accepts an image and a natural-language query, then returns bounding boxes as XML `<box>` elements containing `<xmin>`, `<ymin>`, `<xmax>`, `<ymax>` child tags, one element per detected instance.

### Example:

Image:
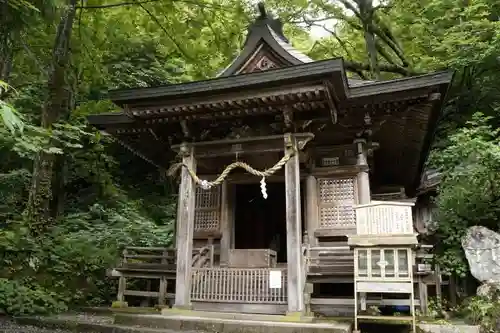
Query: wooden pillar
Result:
<box><xmin>435</xmin><ymin>264</ymin><xmax>442</xmax><ymax>301</ymax></box>
<box><xmin>449</xmin><ymin>274</ymin><xmax>457</xmax><ymax>307</ymax></box>
<box><xmin>418</xmin><ymin>276</ymin><xmax>428</xmax><ymax>315</ymax></box>
<box><xmin>305</xmin><ymin>175</ymin><xmax>318</xmax><ymax>247</ymax></box>
<box><xmin>354</xmin><ymin>138</ymin><xmax>370</xmax><ymax>315</ymax></box>
<box><xmin>174</xmin><ymin>143</ymin><xmax>196</xmax><ymax>309</ymax></box>
<box><xmin>284</xmin><ymin>134</ymin><xmax>304</xmax><ymax>315</ymax></box>
<box><xmin>117</xmin><ymin>276</ymin><xmax>126</xmax><ymax>302</ymax></box>
<box><xmin>219</xmin><ymin>181</ymin><xmax>232</xmax><ymax>266</ymax></box>
<box><xmin>354</xmin><ymin>138</ymin><xmax>371</xmax><ymax>204</ymax></box>
<box><xmin>117</xmin><ymin>247</ymin><xmax>127</xmax><ymax>303</ymax></box>
<box><xmin>230</xmin><ymin>184</ymin><xmax>236</xmax><ymax>250</ymax></box>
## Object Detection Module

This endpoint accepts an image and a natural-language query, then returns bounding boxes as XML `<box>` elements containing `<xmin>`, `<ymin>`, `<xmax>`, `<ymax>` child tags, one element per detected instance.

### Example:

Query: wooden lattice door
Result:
<box><xmin>317</xmin><ymin>177</ymin><xmax>357</xmax><ymax>235</ymax></box>
<box><xmin>194</xmin><ymin>186</ymin><xmax>221</xmax><ymax>233</ymax></box>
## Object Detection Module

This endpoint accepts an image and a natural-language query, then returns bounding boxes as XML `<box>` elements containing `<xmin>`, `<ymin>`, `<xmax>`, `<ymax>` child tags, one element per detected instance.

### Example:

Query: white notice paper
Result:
<box><xmin>269</xmin><ymin>270</ymin><xmax>282</xmax><ymax>289</ymax></box>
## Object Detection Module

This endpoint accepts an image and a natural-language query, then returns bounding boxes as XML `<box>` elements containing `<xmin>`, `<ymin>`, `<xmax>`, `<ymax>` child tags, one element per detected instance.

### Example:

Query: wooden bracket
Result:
<box><xmin>180</xmin><ymin>120</ymin><xmax>191</xmax><ymax>139</ymax></box>
<box><xmin>322</xmin><ymin>80</ymin><xmax>338</xmax><ymax>125</ymax></box>
<box><xmin>284</xmin><ymin>133</ymin><xmax>294</xmax><ymax>149</ymax></box>
<box><xmin>283</xmin><ymin>108</ymin><xmax>294</xmax><ymax>130</ymax></box>
<box><xmin>296</xmin><ymin>134</ymin><xmax>314</xmax><ymax>151</ymax></box>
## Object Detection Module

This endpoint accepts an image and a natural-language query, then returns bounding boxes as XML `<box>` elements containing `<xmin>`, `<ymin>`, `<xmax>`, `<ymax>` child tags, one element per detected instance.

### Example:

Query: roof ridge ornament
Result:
<box><xmin>257</xmin><ymin>2</ymin><xmax>267</xmax><ymax>19</ymax></box>
<box><xmin>253</xmin><ymin>2</ymin><xmax>288</xmax><ymax>42</ymax></box>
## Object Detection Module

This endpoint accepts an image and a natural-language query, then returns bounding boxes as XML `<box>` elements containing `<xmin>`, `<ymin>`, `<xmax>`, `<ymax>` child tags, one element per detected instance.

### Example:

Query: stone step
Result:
<box><xmin>14</xmin><ymin>316</ymin><xmax>186</xmax><ymax>333</ymax></box>
<box><xmin>114</xmin><ymin>312</ymin><xmax>352</xmax><ymax>333</ymax></box>
<box><xmin>163</xmin><ymin>308</ymin><xmax>314</xmax><ymax>322</ymax></box>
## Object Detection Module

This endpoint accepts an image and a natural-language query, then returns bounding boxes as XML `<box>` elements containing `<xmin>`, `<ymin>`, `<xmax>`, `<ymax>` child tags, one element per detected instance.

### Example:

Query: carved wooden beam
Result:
<box><xmin>171</xmin><ymin>133</ymin><xmax>314</xmax><ymax>159</ymax></box>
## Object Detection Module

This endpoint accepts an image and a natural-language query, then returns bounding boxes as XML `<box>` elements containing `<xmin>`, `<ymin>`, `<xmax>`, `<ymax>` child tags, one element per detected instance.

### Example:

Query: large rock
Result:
<box><xmin>476</xmin><ymin>281</ymin><xmax>500</xmax><ymax>300</ymax></box>
<box><xmin>462</xmin><ymin>226</ymin><xmax>500</xmax><ymax>283</ymax></box>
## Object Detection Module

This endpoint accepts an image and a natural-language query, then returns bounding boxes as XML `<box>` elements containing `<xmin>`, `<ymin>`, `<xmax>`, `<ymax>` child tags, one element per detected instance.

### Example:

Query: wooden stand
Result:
<box><xmin>353</xmin><ymin>246</ymin><xmax>416</xmax><ymax>333</ymax></box>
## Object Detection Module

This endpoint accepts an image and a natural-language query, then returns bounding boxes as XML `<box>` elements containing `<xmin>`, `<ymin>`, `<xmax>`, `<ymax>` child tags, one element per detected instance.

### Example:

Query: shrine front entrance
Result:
<box><xmin>233</xmin><ymin>181</ymin><xmax>306</xmax><ymax>264</ymax></box>
<box><xmin>234</xmin><ymin>182</ymin><xmax>287</xmax><ymax>263</ymax></box>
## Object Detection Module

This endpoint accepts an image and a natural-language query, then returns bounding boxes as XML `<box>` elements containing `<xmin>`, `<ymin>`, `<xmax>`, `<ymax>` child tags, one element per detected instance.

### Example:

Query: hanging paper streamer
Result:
<box><xmin>200</xmin><ymin>179</ymin><xmax>212</xmax><ymax>190</ymax></box>
<box><xmin>260</xmin><ymin>177</ymin><xmax>268</xmax><ymax>199</ymax></box>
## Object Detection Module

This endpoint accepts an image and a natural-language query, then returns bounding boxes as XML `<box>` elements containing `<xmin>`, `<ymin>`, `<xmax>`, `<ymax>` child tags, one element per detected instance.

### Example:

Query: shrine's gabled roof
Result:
<box><xmin>86</xmin><ymin>3</ymin><xmax>455</xmax><ymax>197</ymax></box>
<box><xmin>217</xmin><ymin>3</ymin><xmax>314</xmax><ymax>77</ymax></box>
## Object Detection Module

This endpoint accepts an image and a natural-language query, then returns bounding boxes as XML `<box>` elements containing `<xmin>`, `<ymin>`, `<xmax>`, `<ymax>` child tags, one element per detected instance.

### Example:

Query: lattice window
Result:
<box><xmin>194</xmin><ymin>186</ymin><xmax>221</xmax><ymax>232</ymax></box>
<box><xmin>318</xmin><ymin>178</ymin><xmax>357</xmax><ymax>230</ymax></box>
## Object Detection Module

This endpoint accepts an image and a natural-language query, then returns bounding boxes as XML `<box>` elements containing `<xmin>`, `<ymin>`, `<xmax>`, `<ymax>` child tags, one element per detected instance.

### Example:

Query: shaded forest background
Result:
<box><xmin>0</xmin><ymin>0</ymin><xmax>499</xmax><ymax>318</ymax></box>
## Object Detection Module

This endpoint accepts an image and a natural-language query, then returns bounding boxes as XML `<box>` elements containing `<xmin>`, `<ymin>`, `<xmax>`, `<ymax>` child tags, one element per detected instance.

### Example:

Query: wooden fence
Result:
<box><xmin>191</xmin><ymin>267</ymin><xmax>288</xmax><ymax>303</ymax></box>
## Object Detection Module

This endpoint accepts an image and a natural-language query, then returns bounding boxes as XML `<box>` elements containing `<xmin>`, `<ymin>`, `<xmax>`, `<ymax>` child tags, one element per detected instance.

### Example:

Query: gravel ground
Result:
<box><xmin>0</xmin><ymin>313</ymin><xmax>113</xmax><ymax>333</ymax></box>
<box><xmin>0</xmin><ymin>318</ymin><xmax>70</xmax><ymax>333</ymax></box>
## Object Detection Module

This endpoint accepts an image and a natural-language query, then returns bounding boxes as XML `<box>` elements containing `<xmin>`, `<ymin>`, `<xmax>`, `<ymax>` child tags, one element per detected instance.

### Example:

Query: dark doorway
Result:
<box><xmin>234</xmin><ymin>182</ymin><xmax>287</xmax><ymax>262</ymax></box>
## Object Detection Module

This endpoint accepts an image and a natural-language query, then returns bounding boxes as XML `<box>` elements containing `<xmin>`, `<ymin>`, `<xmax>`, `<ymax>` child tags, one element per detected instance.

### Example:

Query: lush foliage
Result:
<box><xmin>429</xmin><ymin>113</ymin><xmax>500</xmax><ymax>276</ymax></box>
<box><xmin>0</xmin><ymin>0</ymin><xmax>499</xmax><ymax>316</ymax></box>
<box><xmin>459</xmin><ymin>291</ymin><xmax>500</xmax><ymax>333</ymax></box>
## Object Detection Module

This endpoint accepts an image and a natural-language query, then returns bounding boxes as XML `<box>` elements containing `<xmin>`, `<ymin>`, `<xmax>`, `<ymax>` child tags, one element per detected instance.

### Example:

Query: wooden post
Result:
<box><xmin>418</xmin><ymin>276</ymin><xmax>428</xmax><ymax>315</ymax></box>
<box><xmin>117</xmin><ymin>248</ymin><xmax>127</xmax><ymax>303</ymax></box>
<box><xmin>207</xmin><ymin>237</ymin><xmax>215</xmax><ymax>267</ymax></box>
<box><xmin>305</xmin><ymin>175</ymin><xmax>318</xmax><ymax>246</ymax></box>
<box><xmin>117</xmin><ymin>276</ymin><xmax>126</xmax><ymax>302</ymax></box>
<box><xmin>449</xmin><ymin>274</ymin><xmax>457</xmax><ymax>307</ymax></box>
<box><xmin>435</xmin><ymin>264</ymin><xmax>442</xmax><ymax>301</ymax></box>
<box><xmin>354</xmin><ymin>138</ymin><xmax>370</xmax><ymax>204</ymax></box>
<box><xmin>219</xmin><ymin>181</ymin><xmax>231</xmax><ymax>266</ymax></box>
<box><xmin>284</xmin><ymin>133</ymin><xmax>304</xmax><ymax>315</ymax></box>
<box><xmin>230</xmin><ymin>185</ymin><xmax>236</xmax><ymax>250</ymax></box>
<box><xmin>158</xmin><ymin>277</ymin><xmax>167</xmax><ymax>306</ymax></box>
<box><xmin>174</xmin><ymin>143</ymin><xmax>196</xmax><ymax>309</ymax></box>
<box><xmin>158</xmin><ymin>248</ymin><xmax>169</xmax><ymax>306</ymax></box>
<box><xmin>354</xmin><ymin>138</ymin><xmax>370</xmax><ymax>317</ymax></box>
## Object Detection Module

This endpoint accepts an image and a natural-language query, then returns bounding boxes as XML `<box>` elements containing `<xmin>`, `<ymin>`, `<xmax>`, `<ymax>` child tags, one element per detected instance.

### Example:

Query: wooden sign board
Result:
<box><xmin>269</xmin><ymin>270</ymin><xmax>282</xmax><ymax>289</ymax></box>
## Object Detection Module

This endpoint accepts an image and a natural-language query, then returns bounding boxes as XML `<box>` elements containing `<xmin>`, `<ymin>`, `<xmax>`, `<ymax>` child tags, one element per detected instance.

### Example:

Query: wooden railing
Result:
<box><xmin>354</xmin><ymin>201</ymin><xmax>414</xmax><ymax>235</ymax></box>
<box><xmin>114</xmin><ymin>247</ymin><xmax>177</xmax><ymax>306</ymax></box>
<box><xmin>120</xmin><ymin>246</ymin><xmax>176</xmax><ymax>272</ymax></box>
<box><xmin>112</xmin><ymin>245</ymin><xmax>216</xmax><ymax>305</ymax></box>
<box><xmin>191</xmin><ymin>267</ymin><xmax>288</xmax><ymax>303</ymax></box>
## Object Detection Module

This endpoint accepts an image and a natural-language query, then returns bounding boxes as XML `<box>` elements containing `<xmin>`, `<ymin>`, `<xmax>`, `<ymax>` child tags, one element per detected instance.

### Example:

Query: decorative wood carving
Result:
<box><xmin>239</xmin><ymin>44</ymin><xmax>287</xmax><ymax>74</ymax></box>
<box><xmin>254</xmin><ymin>55</ymin><xmax>277</xmax><ymax>71</ymax></box>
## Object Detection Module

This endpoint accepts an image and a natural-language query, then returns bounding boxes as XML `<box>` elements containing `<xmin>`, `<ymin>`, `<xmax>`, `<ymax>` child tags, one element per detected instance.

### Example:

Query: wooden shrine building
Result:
<box><xmin>88</xmin><ymin>4</ymin><xmax>453</xmax><ymax>327</ymax></box>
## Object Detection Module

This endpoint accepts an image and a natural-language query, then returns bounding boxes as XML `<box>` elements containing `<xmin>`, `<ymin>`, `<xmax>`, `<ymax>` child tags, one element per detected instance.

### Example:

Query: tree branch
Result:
<box><xmin>135</xmin><ymin>1</ymin><xmax>194</xmax><ymax>62</ymax></box>
<box><xmin>77</xmin><ymin>0</ymin><xmax>228</xmax><ymax>10</ymax></box>
<box><xmin>344</xmin><ymin>60</ymin><xmax>419</xmax><ymax>77</ymax></box>
<box><xmin>77</xmin><ymin>0</ymin><xmax>160</xmax><ymax>9</ymax></box>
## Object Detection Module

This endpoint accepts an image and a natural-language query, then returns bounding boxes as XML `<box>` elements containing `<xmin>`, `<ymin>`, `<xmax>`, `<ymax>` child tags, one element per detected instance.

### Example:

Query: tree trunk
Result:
<box><xmin>50</xmin><ymin>154</ymin><xmax>69</xmax><ymax>218</ymax></box>
<box><xmin>0</xmin><ymin>1</ymin><xmax>14</xmax><ymax>97</ymax></box>
<box><xmin>25</xmin><ymin>0</ymin><xmax>78</xmax><ymax>235</ymax></box>
<box><xmin>357</xmin><ymin>0</ymin><xmax>380</xmax><ymax>79</ymax></box>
